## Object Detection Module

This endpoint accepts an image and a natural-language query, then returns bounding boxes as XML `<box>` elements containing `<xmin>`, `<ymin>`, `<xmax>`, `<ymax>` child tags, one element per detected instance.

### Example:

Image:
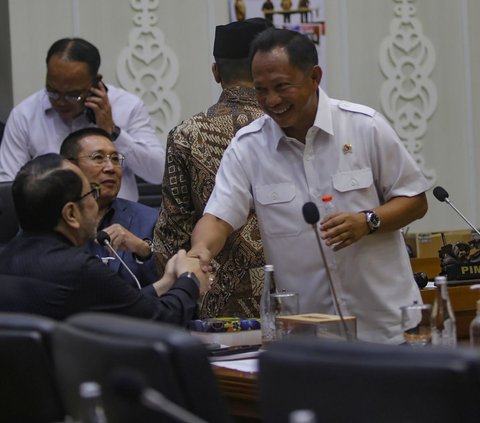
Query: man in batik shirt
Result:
<box><xmin>153</xmin><ymin>19</ymin><xmax>271</xmax><ymax>318</ymax></box>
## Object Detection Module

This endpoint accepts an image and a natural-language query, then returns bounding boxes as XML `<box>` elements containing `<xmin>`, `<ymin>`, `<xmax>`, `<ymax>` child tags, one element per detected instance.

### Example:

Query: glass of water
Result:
<box><xmin>400</xmin><ymin>302</ymin><xmax>432</xmax><ymax>347</ymax></box>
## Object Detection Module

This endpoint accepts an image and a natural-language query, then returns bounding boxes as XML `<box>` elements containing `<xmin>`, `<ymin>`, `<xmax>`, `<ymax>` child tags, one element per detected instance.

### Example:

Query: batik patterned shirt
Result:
<box><xmin>153</xmin><ymin>87</ymin><xmax>265</xmax><ymax>318</ymax></box>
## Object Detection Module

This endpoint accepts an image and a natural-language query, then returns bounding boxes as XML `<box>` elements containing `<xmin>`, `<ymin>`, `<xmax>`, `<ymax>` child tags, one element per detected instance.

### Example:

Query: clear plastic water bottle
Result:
<box><xmin>321</xmin><ymin>195</ymin><xmax>336</xmax><ymax>217</ymax></box>
<box><xmin>79</xmin><ymin>381</ymin><xmax>108</xmax><ymax>423</ymax></box>
<box><xmin>260</xmin><ymin>264</ymin><xmax>277</xmax><ymax>348</ymax></box>
<box><xmin>431</xmin><ymin>276</ymin><xmax>456</xmax><ymax>347</ymax></box>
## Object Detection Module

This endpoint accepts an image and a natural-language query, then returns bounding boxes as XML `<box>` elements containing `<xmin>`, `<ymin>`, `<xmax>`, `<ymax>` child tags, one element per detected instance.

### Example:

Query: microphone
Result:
<box><xmin>432</xmin><ymin>186</ymin><xmax>480</xmax><ymax>237</ymax></box>
<box><xmin>110</xmin><ymin>367</ymin><xmax>208</xmax><ymax>423</ymax></box>
<box><xmin>302</xmin><ymin>202</ymin><xmax>352</xmax><ymax>340</ymax></box>
<box><xmin>96</xmin><ymin>231</ymin><xmax>142</xmax><ymax>290</ymax></box>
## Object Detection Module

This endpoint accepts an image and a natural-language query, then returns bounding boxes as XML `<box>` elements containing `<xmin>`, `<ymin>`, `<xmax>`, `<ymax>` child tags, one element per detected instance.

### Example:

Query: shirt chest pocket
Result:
<box><xmin>332</xmin><ymin>168</ymin><xmax>373</xmax><ymax>192</ymax></box>
<box><xmin>254</xmin><ymin>182</ymin><xmax>301</xmax><ymax>238</ymax></box>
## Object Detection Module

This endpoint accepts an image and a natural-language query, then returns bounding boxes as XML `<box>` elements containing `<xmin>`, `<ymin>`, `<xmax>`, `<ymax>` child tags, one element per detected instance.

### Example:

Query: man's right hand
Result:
<box><xmin>187</xmin><ymin>244</ymin><xmax>213</xmax><ymax>274</ymax></box>
<box><xmin>175</xmin><ymin>250</ymin><xmax>210</xmax><ymax>295</ymax></box>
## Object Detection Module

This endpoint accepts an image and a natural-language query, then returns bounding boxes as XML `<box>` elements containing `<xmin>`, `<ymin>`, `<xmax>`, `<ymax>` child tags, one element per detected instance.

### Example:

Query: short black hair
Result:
<box><xmin>46</xmin><ymin>38</ymin><xmax>101</xmax><ymax>79</ymax></box>
<box><xmin>61</xmin><ymin>127</ymin><xmax>112</xmax><ymax>160</ymax></box>
<box><xmin>12</xmin><ymin>153</ymin><xmax>83</xmax><ymax>232</ymax></box>
<box><xmin>249</xmin><ymin>28</ymin><xmax>318</xmax><ymax>74</ymax></box>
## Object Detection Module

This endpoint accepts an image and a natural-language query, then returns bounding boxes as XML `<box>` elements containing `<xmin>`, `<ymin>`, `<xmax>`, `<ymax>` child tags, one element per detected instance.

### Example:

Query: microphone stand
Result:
<box><xmin>309</xmin><ymin>223</ymin><xmax>352</xmax><ymax>341</ymax></box>
<box><xmin>443</xmin><ymin>198</ymin><xmax>480</xmax><ymax>237</ymax></box>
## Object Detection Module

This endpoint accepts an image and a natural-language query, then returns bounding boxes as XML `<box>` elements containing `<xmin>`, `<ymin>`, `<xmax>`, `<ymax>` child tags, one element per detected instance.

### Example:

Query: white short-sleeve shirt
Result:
<box><xmin>205</xmin><ymin>88</ymin><xmax>430</xmax><ymax>344</ymax></box>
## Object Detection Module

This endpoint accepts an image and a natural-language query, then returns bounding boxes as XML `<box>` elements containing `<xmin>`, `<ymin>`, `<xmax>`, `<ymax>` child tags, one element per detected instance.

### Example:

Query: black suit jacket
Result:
<box><xmin>0</xmin><ymin>231</ymin><xmax>198</xmax><ymax>326</ymax></box>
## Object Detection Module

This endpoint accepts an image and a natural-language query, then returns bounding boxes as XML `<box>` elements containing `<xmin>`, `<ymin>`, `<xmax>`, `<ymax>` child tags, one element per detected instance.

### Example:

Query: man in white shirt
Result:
<box><xmin>0</xmin><ymin>37</ymin><xmax>164</xmax><ymax>201</ymax></box>
<box><xmin>190</xmin><ymin>28</ymin><xmax>430</xmax><ymax>344</ymax></box>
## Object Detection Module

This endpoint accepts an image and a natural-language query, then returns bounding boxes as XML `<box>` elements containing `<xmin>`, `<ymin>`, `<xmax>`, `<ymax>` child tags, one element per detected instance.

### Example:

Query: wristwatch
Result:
<box><xmin>133</xmin><ymin>238</ymin><xmax>153</xmax><ymax>263</ymax></box>
<box><xmin>178</xmin><ymin>271</ymin><xmax>201</xmax><ymax>290</ymax></box>
<box><xmin>361</xmin><ymin>210</ymin><xmax>380</xmax><ymax>234</ymax></box>
<box><xmin>110</xmin><ymin>124</ymin><xmax>121</xmax><ymax>141</ymax></box>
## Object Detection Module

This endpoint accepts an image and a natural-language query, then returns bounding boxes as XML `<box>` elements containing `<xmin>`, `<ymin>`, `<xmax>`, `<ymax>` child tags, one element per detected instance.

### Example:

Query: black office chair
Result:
<box><xmin>259</xmin><ymin>338</ymin><xmax>480</xmax><ymax>423</ymax></box>
<box><xmin>53</xmin><ymin>312</ymin><xmax>231</xmax><ymax>423</ymax></box>
<box><xmin>136</xmin><ymin>176</ymin><xmax>162</xmax><ymax>209</ymax></box>
<box><xmin>0</xmin><ymin>312</ymin><xmax>65</xmax><ymax>423</ymax></box>
<box><xmin>0</xmin><ymin>181</ymin><xmax>19</xmax><ymax>243</ymax></box>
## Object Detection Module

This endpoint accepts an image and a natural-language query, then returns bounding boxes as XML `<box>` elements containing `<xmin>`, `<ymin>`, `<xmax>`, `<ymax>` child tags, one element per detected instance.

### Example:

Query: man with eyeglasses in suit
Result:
<box><xmin>60</xmin><ymin>127</ymin><xmax>159</xmax><ymax>289</ymax></box>
<box><xmin>0</xmin><ymin>153</ymin><xmax>209</xmax><ymax>325</ymax></box>
<box><xmin>0</xmin><ymin>37</ymin><xmax>164</xmax><ymax>202</ymax></box>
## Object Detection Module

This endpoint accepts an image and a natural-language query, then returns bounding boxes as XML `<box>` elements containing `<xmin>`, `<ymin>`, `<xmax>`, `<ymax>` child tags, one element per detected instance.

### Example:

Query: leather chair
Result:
<box><xmin>0</xmin><ymin>181</ymin><xmax>19</xmax><ymax>243</ymax></box>
<box><xmin>0</xmin><ymin>312</ymin><xmax>65</xmax><ymax>423</ymax></box>
<box><xmin>259</xmin><ymin>338</ymin><xmax>480</xmax><ymax>423</ymax></box>
<box><xmin>53</xmin><ymin>312</ymin><xmax>231</xmax><ymax>423</ymax></box>
<box><xmin>136</xmin><ymin>176</ymin><xmax>162</xmax><ymax>209</ymax></box>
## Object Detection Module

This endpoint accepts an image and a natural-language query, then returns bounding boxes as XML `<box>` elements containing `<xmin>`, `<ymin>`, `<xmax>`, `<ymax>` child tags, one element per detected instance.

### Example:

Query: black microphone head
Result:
<box><xmin>109</xmin><ymin>367</ymin><xmax>147</xmax><ymax>402</ymax></box>
<box><xmin>302</xmin><ymin>202</ymin><xmax>320</xmax><ymax>225</ymax></box>
<box><xmin>433</xmin><ymin>186</ymin><xmax>449</xmax><ymax>202</ymax></box>
<box><xmin>96</xmin><ymin>230</ymin><xmax>111</xmax><ymax>246</ymax></box>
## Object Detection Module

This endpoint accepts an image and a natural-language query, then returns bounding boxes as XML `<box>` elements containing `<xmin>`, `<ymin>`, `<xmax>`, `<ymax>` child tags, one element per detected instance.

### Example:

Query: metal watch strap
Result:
<box><xmin>360</xmin><ymin>210</ymin><xmax>380</xmax><ymax>234</ymax></box>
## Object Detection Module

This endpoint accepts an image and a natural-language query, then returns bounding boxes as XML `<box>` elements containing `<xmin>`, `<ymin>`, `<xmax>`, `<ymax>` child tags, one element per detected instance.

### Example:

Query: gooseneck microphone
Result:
<box><xmin>110</xmin><ymin>368</ymin><xmax>208</xmax><ymax>423</ymax></box>
<box><xmin>302</xmin><ymin>202</ymin><xmax>351</xmax><ymax>340</ymax></box>
<box><xmin>96</xmin><ymin>231</ymin><xmax>142</xmax><ymax>290</ymax></box>
<box><xmin>432</xmin><ymin>186</ymin><xmax>480</xmax><ymax>237</ymax></box>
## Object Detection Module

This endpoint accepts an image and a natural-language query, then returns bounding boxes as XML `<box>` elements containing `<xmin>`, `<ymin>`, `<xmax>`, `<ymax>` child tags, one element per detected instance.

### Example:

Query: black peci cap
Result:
<box><xmin>213</xmin><ymin>18</ymin><xmax>272</xmax><ymax>59</ymax></box>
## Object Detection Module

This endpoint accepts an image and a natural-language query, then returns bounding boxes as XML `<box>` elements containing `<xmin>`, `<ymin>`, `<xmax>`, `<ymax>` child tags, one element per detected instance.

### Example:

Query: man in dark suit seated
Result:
<box><xmin>61</xmin><ymin>127</ymin><xmax>159</xmax><ymax>288</ymax></box>
<box><xmin>0</xmin><ymin>153</ymin><xmax>210</xmax><ymax>326</ymax></box>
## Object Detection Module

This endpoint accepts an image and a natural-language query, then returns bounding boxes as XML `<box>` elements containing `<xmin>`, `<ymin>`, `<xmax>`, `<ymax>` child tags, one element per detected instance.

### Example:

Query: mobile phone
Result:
<box><xmin>208</xmin><ymin>344</ymin><xmax>260</xmax><ymax>357</ymax></box>
<box><xmin>86</xmin><ymin>76</ymin><xmax>107</xmax><ymax>123</ymax></box>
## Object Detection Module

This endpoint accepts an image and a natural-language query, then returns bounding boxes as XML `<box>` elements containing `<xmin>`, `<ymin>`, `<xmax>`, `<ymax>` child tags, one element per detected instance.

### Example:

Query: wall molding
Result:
<box><xmin>116</xmin><ymin>0</ymin><xmax>180</xmax><ymax>138</ymax></box>
<box><xmin>379</xmin><ymin>0</ymin><xmax>436</xmax><ymax>184</ymax></box>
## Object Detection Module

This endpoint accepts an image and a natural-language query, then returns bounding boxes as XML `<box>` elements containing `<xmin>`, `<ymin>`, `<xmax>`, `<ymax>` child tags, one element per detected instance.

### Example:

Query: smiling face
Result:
<box><xmin>252</xmin><ymin>47</ymin><xmax>321</xmax><ymax>142</ymax></box>
<box><xmin>74</xmin><ymin>135</ymin><xmax>122</xmax><ymax>210</ymax></box>
<box><xmin>45</xmin><ymin>55</ymin><xmax>94</xmax><ymax>122</ymax></box>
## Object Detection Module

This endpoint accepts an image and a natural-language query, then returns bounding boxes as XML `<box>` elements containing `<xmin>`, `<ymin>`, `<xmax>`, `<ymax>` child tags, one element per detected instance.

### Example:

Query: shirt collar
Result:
<box><xmin>313</xmin><ymin>88</ymin><xmax>334</xmax><ymax>136</ymax></box>
<box><xmin>41</xmin><ymin>89</ymin><xmax>54</xmax><ymax>114</ymax></box>
<box><xmin>271</xmin><ymin>87</ymin><xmax>334</xmax><ymax>148</ymax></box>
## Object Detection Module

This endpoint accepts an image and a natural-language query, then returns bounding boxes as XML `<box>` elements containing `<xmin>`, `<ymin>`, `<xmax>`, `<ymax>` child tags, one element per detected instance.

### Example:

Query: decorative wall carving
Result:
<box><xmin>379</xmin><ymin>0</ymin><xmax>437</xmax><ymax>183</ymax></box>
<box><xmin>116</xmin><ymin>0</ymin><xmax>180</xmax><ymax>139</ymax></box>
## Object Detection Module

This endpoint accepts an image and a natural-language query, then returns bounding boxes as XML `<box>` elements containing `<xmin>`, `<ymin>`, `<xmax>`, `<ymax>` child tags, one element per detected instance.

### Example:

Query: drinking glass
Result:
<box><xmin>271</xmin><ymin>290</ymin><xmax>299</xmax><ymax>340</ymax></box>
<box><xmin>400</xmin><ymin>302</ymin><xmax>432</xmax><ymax>347</ymax></box>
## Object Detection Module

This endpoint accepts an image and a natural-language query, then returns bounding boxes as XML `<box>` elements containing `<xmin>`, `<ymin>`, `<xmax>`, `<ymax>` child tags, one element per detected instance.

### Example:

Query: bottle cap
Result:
<box><xmin>321</xmin><ymin>195</ymin><xmax>333</xmax><ymax>202</ymax></box>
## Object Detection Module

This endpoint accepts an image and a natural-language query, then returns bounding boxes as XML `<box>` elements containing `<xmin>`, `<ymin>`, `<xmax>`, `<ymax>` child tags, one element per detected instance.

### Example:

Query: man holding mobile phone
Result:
<box><xmin>0</xmin><ymin>38</ymin><xmax>164</xmax><ymax>201</ymax></box>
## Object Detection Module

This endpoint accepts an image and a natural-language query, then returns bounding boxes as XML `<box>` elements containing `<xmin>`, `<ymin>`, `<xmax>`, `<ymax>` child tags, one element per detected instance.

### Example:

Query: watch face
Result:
<box><xmin>368</xmin><ymin>211</ymin><xmax>380</xmax><ymax>229</ymax></box>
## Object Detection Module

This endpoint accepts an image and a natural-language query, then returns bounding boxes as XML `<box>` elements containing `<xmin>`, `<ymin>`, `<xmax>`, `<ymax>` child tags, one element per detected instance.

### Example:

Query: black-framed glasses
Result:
<box><xmin>77</xmin><ymin>184</ymin><xmax>101</xmax><ymax>202</ymax></box>
<box><xmin>72</xmin><ymin>152</ymin><xmax>125</xmax><ymax>168</ymax></box>
<box><xmin>45</xmin><ymin>89</ymin><xmax>89</xmax><ymax>104</ymax></box>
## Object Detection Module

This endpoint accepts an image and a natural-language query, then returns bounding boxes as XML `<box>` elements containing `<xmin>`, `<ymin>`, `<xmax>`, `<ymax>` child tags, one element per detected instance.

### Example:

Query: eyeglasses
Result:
<box><xmin>72</xmin><ymin>152</ymin><xmax>125</xmax><ymax>168</ymax></box>
<box><xmin>46</xmin><ymin>90</ymin><xmax>88</xmax><ymax>104</ymax></box>
<box><xmin>77</xmin><ymin>184</ymin><xmax>101</xmax><ymax>202</ymax></box>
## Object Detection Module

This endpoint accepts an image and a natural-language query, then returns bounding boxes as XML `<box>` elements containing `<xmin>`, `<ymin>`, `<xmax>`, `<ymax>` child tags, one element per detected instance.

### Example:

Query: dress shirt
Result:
<box><xmin>205</xmin><ymin>88</ymin><xmax>430</xmax><ymax>344</ymax></box>
<box><xmin>0</xmin><ymin>85</ymin><xmax>165</xmax><ymax>201</ymax></box>
<box><xmin>0</xmin><ymin>231</ymin><xmax>198</xmax><ymax>326</ymax></box>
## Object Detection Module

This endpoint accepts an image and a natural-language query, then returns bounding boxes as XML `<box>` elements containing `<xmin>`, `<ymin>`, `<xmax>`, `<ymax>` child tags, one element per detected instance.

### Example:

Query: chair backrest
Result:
<box><xmin>259</xmin><ymin>338</ymin><xmax>480</xmax><ymax>423</ymax></box>
<box><xmin>136</xmin><ymin>176</ymin><xmax>162</xmax><ymax>209</ymax></box>
<box><xmin>0</xmin><ymin>312</ymin><xmax>65</xmax><ymax>423</ymax></box>
<box><xmin>0</xmin><ymin>181</ymin><xmax>19</xmax><ymax>243</ymax></box>
<box><xmin>53</xmin><ymin>312</ymin><xmax>231</xmax><ymax>423</ymax></box>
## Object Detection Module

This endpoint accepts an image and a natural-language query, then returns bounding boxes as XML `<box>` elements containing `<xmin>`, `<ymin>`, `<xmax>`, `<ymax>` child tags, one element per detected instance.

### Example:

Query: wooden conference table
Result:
<box><xmin>212</xmin><ymin>276</ymin><xmax>480</xmax><ymax>422</ymax></box>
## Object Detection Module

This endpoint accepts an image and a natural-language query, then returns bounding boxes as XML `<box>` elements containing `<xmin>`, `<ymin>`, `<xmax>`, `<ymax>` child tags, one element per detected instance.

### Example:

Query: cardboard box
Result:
<box><xmin>275</xmin><ymin>313</ymin><xmax>357</xmax><ymax>341</ymax></box>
